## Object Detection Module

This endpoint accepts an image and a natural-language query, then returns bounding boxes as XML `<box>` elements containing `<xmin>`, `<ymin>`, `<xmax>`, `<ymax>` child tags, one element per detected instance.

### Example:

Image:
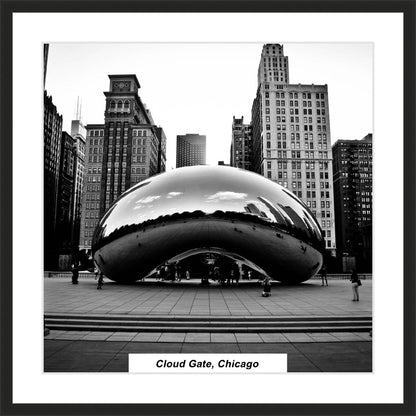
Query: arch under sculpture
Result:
<box><xmin>92</xmin><ymin>166</ymin><xmax>324</xmax><ymax>284</ymax></box>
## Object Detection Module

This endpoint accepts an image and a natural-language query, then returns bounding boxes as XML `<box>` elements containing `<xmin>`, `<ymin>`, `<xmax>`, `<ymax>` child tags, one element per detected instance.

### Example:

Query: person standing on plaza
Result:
<box><xmin>175</xmin><ymin>262</ymin><xmax>182</xmax><ymax>282</ymax></box>
<box><xmin>71</xmin><ymin>261</ymin><xmax>79</xmax><ymax>285</ymax></box>
<box><xmin>350</xmin><ymin>269</ymin><xmax>360</xmax><ymax>301</ymax></box>
<box><xmin>97</xmin><ymin>271</ymin><xmax>104</xmax><ymax>289</ymax></box>
<box><xmin>227</xmin><ymin>266</ymin><xmax>232</xmax><ymax>285</ymax></box>
<box><xmin>320</xmin><ymin>264</ymin><xmax>328</xmax><ymax>286</ymax></box>
<box><xmin>262</xmin><ymin>275</ymin><xmax>272</xmax><ymax>297</ymax></box>
<box><xmin>233</xmin><ymin>263</ymin><xmax>240</xmax><ymax>285</ymax></box>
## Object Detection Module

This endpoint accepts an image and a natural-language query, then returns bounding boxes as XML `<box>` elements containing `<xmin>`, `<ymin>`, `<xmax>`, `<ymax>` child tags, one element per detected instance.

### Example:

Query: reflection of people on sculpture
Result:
<box><xmin>158</xmin><ymin>265</ymin><xmax>165</xmax><ymax>281</ymax></box>
<box><xmin>169</xmin><ymin>264</ymin><xmax>175</xmax><ymax>281</ymax></box>
<box><xmin>201</xmin><ymin>276</ymin><xmax>210</xmax><ymax>285</ymax></box>
<box><xmin>262</xmin><ymin>276</ymin><xmax>272</xmax><ymax>297</ymax></box>
<box><xmin>213</xmin><ymin>266</ymin><xmax>220</xmax><ymax>282</ymax></box>
<box><xmin>228</xmin><ymin>268</ymin><xmax>233</xmax><ymax>285</ymax></box>
<box><xmin>233</xmin><ymin>263</ymin><xmax>240</xmax><ymax>285</ymax></box>
<box><xmin>208</xmin><ymin>265</ymin><xmax>214</xmax><ymax>281</ymax></box>
<box><xmin>174</xmin><ymin>262</ymin><xmax>181</xmax><ymax>281</ymax></box>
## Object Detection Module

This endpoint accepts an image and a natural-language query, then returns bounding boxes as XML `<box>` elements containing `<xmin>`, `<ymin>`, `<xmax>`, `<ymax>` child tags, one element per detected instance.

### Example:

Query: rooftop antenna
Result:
<box><xmin>74</xmin><ymin>96</ymin><xmax>79</xmax><ymax>120</ymax></box>
<box><xmin>74</xmin><ymin>96</ymin><xmax>83</xmax><ymax>123</ymax></box>
<box><xmin>79</xmin><ymin>97</ymin><xmax>82</xmax><ymax>123</ymax></box>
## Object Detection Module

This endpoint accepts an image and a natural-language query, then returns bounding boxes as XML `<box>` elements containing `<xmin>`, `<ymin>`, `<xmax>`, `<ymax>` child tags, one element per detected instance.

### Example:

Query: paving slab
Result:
<box><xmin>235</xmin><ymin>333</ymin><xmax>264</xmax><ymax>343</ymax></box>
<box><xmin>284</xmin><ymin>333</ymin><xmax>315</xmax><ymax>343</ymax></box>
<box><xmin>107</xmin><ymin>333</ymin><xmax>138</xmax><ymax>342</ymax></box>
<box><xmin>158</xmin><ymin>332</ymin><xmax>186</xmax><ymax>343</ymax></box>
<box><xmin>259</xmin><ymin>333</ymin><xmax>290</xmax><ymax>343</ymax></box>
<box><xmin>184</xmin><ymin>333</ymin><xmax>211</xmax><ymax>343</ymax></box>
<box><xmin>131</xmin><ymin>332</ymin><xmax>162</xmax><ymax>342</ymax></box>
<box><xmin>210</xmin><ymin>333</ymin><xmax>237</xmax><ymax>343</ymax></box>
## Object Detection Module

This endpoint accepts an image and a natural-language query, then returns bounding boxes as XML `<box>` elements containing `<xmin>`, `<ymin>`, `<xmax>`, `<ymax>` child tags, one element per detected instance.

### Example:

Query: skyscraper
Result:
<box><xmin>56</xmin><ymin>131</ymin><xmax>76</xmax><ymax>269</ymax></box>
<box><xmin>230</xmin><ymin>116</ymin><xmax>253</xmax><ymax>170</ymax></box>
<box><xmin>332</xmin><ymin>134</ymin><xmax>373</xmax><ymax>271</ymax></box>
<box><xmin>70</xmin><ymin>117</ymin><xmax>86</xmax><ymax>257</ymax></box>
<box><xmin>44</xmin><ymin>91</ymin><xmax>63</xmax><ymax>269</ymax></box>
<box><xmin>176</xmin><ymin>134</ymin><xmax>206</xmax><ymax>168</ymax></box>
<box><xmin>79</xmin><ymin>75</ymin><xmax>167</xmax><ymax>251</ymax></box>
<box><xmin>251</xmin><ymin>44</ymin><xmax>336</xmax><ymax>256</ymax></box>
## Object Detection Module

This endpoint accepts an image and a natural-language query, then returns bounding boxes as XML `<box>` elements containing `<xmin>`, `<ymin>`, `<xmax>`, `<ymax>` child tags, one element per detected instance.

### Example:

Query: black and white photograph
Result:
<box><xmin>5</xmin><ymin>6</ymin><xmax>413</xmax><ymax>413</ymax></box>
<box><xmin>43</xmin><ymin>41</ymin><xmax>373</xmax><ymax>372</ymax></box>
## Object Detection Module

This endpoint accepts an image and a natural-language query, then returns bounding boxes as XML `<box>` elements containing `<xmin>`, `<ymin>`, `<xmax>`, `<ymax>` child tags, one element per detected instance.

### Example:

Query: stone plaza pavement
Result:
<box><xmin>45</xmin><ymin>276</ymin><xmax>371</xmax><ymax>317</ymax></box>
<box><xmin>44</xmin><ymin>277</ymin><xmax>372</xmax><ymax>372</ymax></box>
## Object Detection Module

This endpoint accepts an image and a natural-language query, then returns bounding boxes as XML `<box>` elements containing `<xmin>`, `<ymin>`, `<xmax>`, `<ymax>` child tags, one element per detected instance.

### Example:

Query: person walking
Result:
<box><xmin>71</xmin><ymin>261</ymin><xmax>79</xmax><ymax>285</ymax></box>
<box><xmin>227</xmin><ymin>267</ymin><xmax>232</xmax><ymax>285</ymax></box>
<box><xmin>97</xmin><ymin>271</ymin><xmax>104</xmax><ymax>289</ymax></box>
<box><xmin>350</xmin><ymin>269</ymin><xmax>361</xmax><ymax>301</ymax></box>
<box><xmin>233</xmin><ymin>263</ymin><xmax>240</xmax><ymax>285</ymax></box>
<box><xmin>262</xmin><ymin>276</ymin><xmax>272</xmax><ymax>297</ymax></box>
<box><xmin>320</xmin><ymin>264</ymin><xmax>328</xmax><ymax>286</ymax></box>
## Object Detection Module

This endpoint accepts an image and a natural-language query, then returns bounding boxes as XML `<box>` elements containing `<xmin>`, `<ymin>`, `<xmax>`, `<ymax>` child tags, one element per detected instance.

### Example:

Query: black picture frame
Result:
<box><xmin>1</xmin><ymin>1</ymin><xmax>415</xmax><ymax>415</ymax></box>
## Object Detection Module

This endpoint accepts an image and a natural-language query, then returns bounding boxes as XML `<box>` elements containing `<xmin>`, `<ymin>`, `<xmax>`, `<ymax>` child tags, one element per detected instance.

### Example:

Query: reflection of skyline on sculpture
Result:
<box><xmin>93</xmin><ymin>166</ymin><xmax>324</xmax><ymax>283</ymax></box>
<box><xmin>94</xmin><ymin>166</ymin><xmax>322</xmax><ymax>243</ymax></box>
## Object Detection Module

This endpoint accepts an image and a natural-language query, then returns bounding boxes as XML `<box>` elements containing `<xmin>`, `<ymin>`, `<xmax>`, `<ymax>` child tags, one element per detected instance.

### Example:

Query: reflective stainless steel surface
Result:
<box><xmin>92</xmin><ymin>166</ymin><xmax>324</xmax><ymax>283</ymax></box>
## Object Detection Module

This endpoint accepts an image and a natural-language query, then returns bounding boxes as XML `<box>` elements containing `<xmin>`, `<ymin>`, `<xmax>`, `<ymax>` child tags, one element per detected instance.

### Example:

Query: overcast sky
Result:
<box><xmin>45</xmin><ymin>42</ymin><xmax>372</xmax><ymax>169</ymax></box>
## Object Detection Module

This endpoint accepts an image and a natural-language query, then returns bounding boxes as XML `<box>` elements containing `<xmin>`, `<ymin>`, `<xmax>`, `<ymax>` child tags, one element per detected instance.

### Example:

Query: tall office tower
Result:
<box><xmin>155</xmin><ymin>126</ymin><xmax>167</xmax><ymax>173</ymax></box>
<box><xmin>230</xmin><ymin>116</ymin><xmax>253</xmax><ymax>170</ymax></box>
<box><xmin>56</xmin><ymin>131</ymin><xmax>77</xmax><ymax>269</ymax></box>
<box><xmin>79</xmin><ymin>75</ymin><xmax>167</xmax><ymax>251</ymax></box>
<box><xmin>257</xmin><ymin>43</ymin><xmax>289</xmax><ymax>85</ymax></box>
<box><xmin>44</xmin><ymin>91</ymin><xmax>63</xmax><ymax>269</ymax></box>
<box><xmin>70</xmin><ymin>117</ymin><xmax>86</xmax><ymax>256</ymax></box>
<box><xmin>332</xmin><ymin>134</ymin><xmax>373</xmax><ymax>272</ymax></box>
<box><xmin>176</xmin><ymin>134</ymin><xmax>206</xmax><ymax>168</ymax></box>
<box><xmin>251</xmin><ymin>44</ymin><xmax>336</xmax><ymax>256</ymax></box>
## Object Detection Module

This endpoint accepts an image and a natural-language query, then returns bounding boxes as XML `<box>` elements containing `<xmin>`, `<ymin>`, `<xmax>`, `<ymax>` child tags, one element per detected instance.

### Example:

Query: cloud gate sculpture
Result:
<box><xmin>92</xmin><ymin>166</ymin><xmax>324</xmax><ymax>284</ymax></box>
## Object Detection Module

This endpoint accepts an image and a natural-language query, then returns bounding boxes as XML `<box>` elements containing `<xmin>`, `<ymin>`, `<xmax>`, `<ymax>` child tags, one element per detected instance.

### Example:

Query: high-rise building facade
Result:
<box><xmin>70</xmin><ymin>119</ymin><xmax>86</xmax><ymax>256</ymax></box>
<box><xmin>332</xmin><ymin>134</ymin><xmax>372</xmax><ymax>271</ymax></box>
<box><xmin>44</xmin><ymin>91</ymin><xmax>63</xmax><ymax>268</ymax></box>
<box><xmin>79</xmin><ymin>74</ymin><xmax>167</xmax><ymax>251</ymax></box>
<box><xmin>56</xmin><ymin>131</ymin><xmax>77</xmax><ymax>268</ymax></box>
<box><xmin>176</xmin><ymin>134</ymin><xmax>206</xmax><ymax>168</ymax></box>
<box><xmin>155</xmin><ymin>126</ymin><xmax>167</xmax><ymax>173</ymax></box>
<box><xmin>251</xmin><ymin>44</ymin><xmax>336</xmax><ymax>255</ymax></box>
<box><xmin>230</xmin><ymin>116</ymin><xmax>253</xmax><ymax>170</ymax></box>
